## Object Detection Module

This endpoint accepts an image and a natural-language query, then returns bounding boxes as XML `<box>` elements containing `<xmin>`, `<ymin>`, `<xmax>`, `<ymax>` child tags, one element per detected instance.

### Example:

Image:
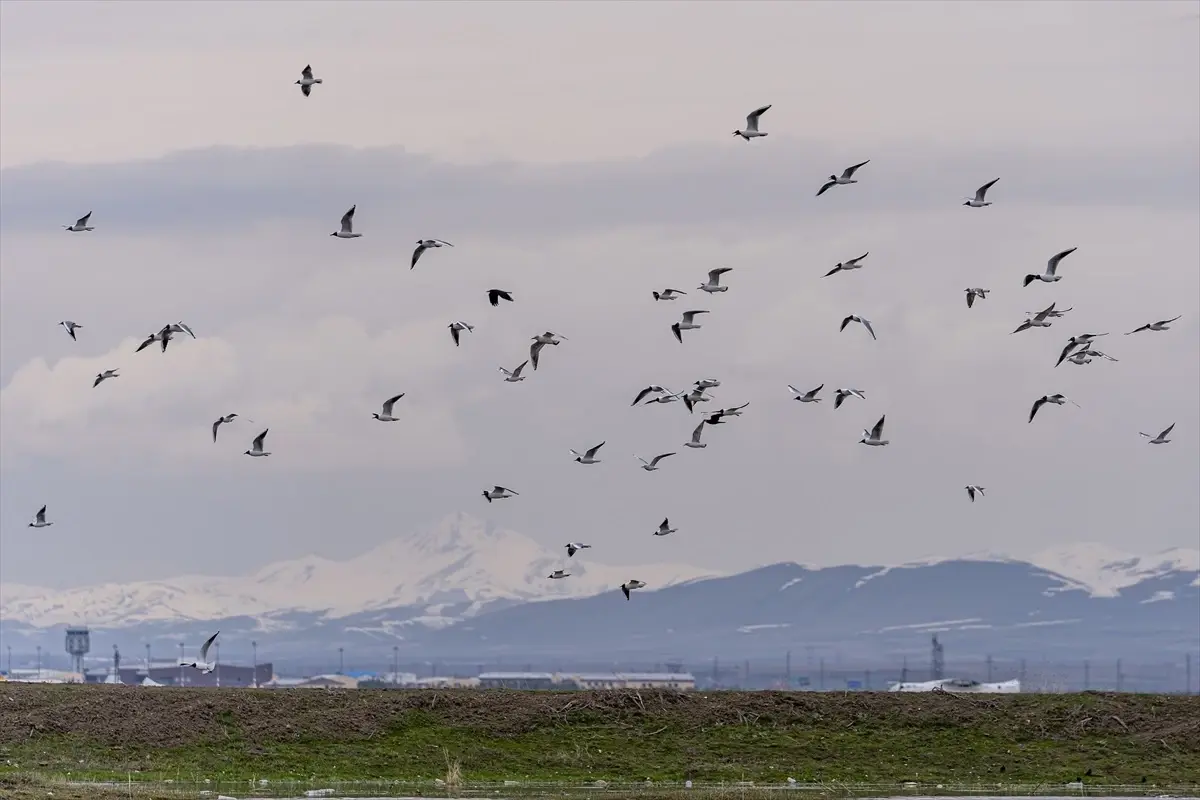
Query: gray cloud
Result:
<box><xmin>1</xmin><ymin>138</ymin><xmax>1197</xmax><ymax>594</ymax></box>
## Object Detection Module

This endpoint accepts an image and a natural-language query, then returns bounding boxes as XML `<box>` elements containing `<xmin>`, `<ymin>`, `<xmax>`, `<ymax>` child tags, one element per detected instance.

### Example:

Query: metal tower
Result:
<box><xmin>930</xmin><ymin>634</ymin><xmax>945</xmax><ymax>680</ymax></box>
<box><xmin>64</xmin><ymin>627</ymin><xmax>90</xmax><ymax>676</ymax></box>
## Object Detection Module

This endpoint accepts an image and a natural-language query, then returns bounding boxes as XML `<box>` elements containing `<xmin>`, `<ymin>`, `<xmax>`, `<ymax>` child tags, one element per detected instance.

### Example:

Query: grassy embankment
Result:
<box><xmin>1</xmin><ymin>684</ymin><xmax>1197</xmax><ymax>791</ymax></box>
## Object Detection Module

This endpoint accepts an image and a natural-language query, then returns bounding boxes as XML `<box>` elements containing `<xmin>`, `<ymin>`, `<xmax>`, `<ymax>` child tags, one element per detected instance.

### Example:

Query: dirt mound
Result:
<box><xmin>3</xmin><ymin>684</ymin><xmax>1197</xmax><ymax>750</ymax></box>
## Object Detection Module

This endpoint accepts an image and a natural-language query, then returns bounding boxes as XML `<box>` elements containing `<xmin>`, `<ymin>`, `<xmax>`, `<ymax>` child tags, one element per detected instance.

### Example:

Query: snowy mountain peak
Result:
<box><xmin>1030</xmin><ymin>542</ymin><xmax>1200</xmax><ymax>597</ymax></box>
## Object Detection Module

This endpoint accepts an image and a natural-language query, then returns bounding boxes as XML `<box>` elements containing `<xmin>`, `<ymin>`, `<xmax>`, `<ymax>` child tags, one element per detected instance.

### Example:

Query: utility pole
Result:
<box><xmin>901</xmin><ymin>654</ymin><xmax>908</xmax><ymax>683</ymax></box>
<box><xmin>6</xmin><ymin>645</ymin><xmax>10</xmax><ymax>675</ymax></box>
<box><xmin>36</xmin><ymin>645</ymin><xmax>42</xmax><ymax>679</ymax></box>
<box><xmin>252</xmin><ymin>641</ymin><xmax>259</xmax><ymax>688</ymax></box>
<box><xmin>393</xmin><ymin>646</ymin><xmax>399</xmax><ymax>686</ymax></box>
<box><xmin>145</xmin><ymin>643</ymin><xmax>151</xmax><ymax>674</ymax></box>
<box><xmin>179</xmin><ymin>642</ymin><xmax>185</xmax><ymax>687</ymax></box>
<box><xmin>338</xmin><ymin>647</ymin><xmax>344</xmax><ymax>675</ymax></box>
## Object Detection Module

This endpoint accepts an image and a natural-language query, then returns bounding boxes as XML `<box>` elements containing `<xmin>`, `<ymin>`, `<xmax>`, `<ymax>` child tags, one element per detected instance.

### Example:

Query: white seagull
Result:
<box><xmin>834</xmin><ymin>388</ymin><xmax>866</xmax><ymax>410</ymax></box>
<box><xmin>733</xmin><ymin>104</ymin><xmax>771</xmax><ymax>140</ymax></box>
<box><xmin>653</xmin><ymin>518</ymin><xmax>677</xmax><ymax>537</ymax></box>
<box><xmin>653</xmin><ymin>289</ymin><xmax>687</xmax><ymax>301</ymax></box>
<box><xmin>1023</xmin><ymin>247</ymin><xmax>1076</xmax><ymax>287</ymax></box>
<box><xmin>448</xmin><ymin>321</ymin><xmax>474</xmax><ymax>347</ymax></box>
<box><xmin>487</xmin><ymin>289</ymin><xmax>514</xmax><ymax>307</ymax></box>
<box><xmin>1028</xmin><ymin>394</ymin><xmax>1079</xmax><ymax>423</ymax></box>
<box><xmin>93</xmin><ymin>369</ymin><xmax>119</xmax><ymax>388</ymax></box>
<box><xmin>684</xmin><ymin>420</ymin><xmax>709</xmax><ymax>449</ymax></box>
<box><xmin>28</xmin><ymin>505</ymin><xmax>53</xmax><ymax>528</ymax></box>
<box><xmin>1075</xmin><ymin>346</ymin><xmax>1118</xmax><ymax>362</ymax></box>
<box><xmin>565</xmin><ymin>542</ymin><xmax>591</xmax><ymax>557</ymax></box>
<box><xmin>167</xmin><ymin>321</ymin><xmax>196</xmax><ymax>339</ymax></box>
<box><xmin>212</xmin><ymin>413</ymin><xmax>251</xmax><ymax>442</ymax></box>
<box><xmin>672</xmin><ymin>310</ymin><xmax>709</xmax><ymax>343</ymax></box>
<box><xmin>245</xmin><ymin>429</ymin><xmax>271</xmax><ymax>457</ymax></box>
<box><xmin>1055</xmin><ymin>333</ymin><xmax>1109</xmax><ymax>367</ymax></box>
<box><xmin>859</xmin><ymin>415</ymin><xmax>889</xmax><ymax>446</ymax></box>
<box><xmin>963</xmin><ymin>178</ymin><xmax>1000</xmax><ymax>208</ymax></box>
<box><xmin>637</xmin><ymin>452</ymin><xmax>676</xmax><ymax>471</ymax></box>
<box><xmin>63</xmin><ymin>212</ymin><xmax>94</xmax><ymax>232</ymax></box>
<box><xmin>183</xmin><ymin>632</ymin><xmax>219</xmax><ymax>674</ymax></box>
<box><xmin>296</xmin><ymin>64</ymin><xmax>322</xmax><ymax>96</ymax></box>
<box><xmin>789</xmin><ymin>384</ymin><xmax>824</xmax><ymax>403</ymax></box>
<box><xmin>331</xmin><ymin>205</ymin><xmax>361</xmax><ymax>238</ymax></box>
<box><xmin>695</xmin><ymin>378</ymin><xmax>721</xmax><ymax>389</ymax></box>
<box><xmin>411</xmin><ymin>239</ymin><xmax>453</xmax><ymax>270</ymax></box>
<box><xmin>631</xmin><ymin>385</ymin><xmax>669</xmax><ymax>406</ymax></box>
<box><xmin>1066</xmin><ymin>352</ymin><xmax>1093</xmax><ymax>366</ymax></box>
<box><xmin>1126</xmin><ymin>315</ymin><xmax>1182</xmax><ymax>335</ymax></box>
<box><xmin>965</xmin><ymin>288</ymin><xmax>990</xmax><ymax>309</ymax></box>
<box><xmin>824</xmin><ymin>253</ymin><xmax>869</xmax><ymax>278</ymax></box>
<box><xmin>547</xmin><ymin>570</ymin><xmax>570</xmax><ymax>580</ymax></box>
<box><xmin>1028</xmin><ymin>306</ymin><xmax>1073</xmax><ymax>319</ymax></box>
<box><xmin>646</xmin><ymin>388</ymin><xmax>686</xmax><ymax>405</ymax></box>
<box><xmin>840</xmin><ymin>315</ymin><xmax>877</xmax><ymax>340</ymax></box>
<box><xmin>705</xmin><ymin>402</ymin><xmax>749</xmax><ymax>425</ymax></box>
<box><xmin>59</xmin><ymin>320</ymin><xmax>82</xmax><ymax>341</ymax></box>
<box><xmin>499</xmin><ymin>360</ymin><xmax>529</xmax><ymax>382</ymax></box>
<box><xmin>1012</xmin><ymin>303</ymin><xmax>1057</xmax><ymax>334</ymax></box>
<box><xmin>482</xmin><ymin>485</ymin><xmax>518</xmax><ymax>503</ymax></box>
<box><xmin>816</xmin><ymin>160</ymin><xmax>871</xmax><ymax>197</ymax></box>
<box><xmin>698</xmin><ymin>267</ymin><xmax>733</xmax><ymax>293</ymax></box>
<box><xmin>620</xmin><ymin>579</ymin><xmax>647</xmax><ymax>600</ymax></box>
<box><xmin>570</xmin><ymin>441</ymin><xmax>606</xmax><ymax>464</ymax></box>
<box><xmin>682</xmin><ymin>385</ymin><xmax>715</xmax><ymax>414</ymax></box>
<box><xmin>965</xmin><ymin>485</ymin><xmax>986</xmax><ymax>502</ymax></box>
<box><xmin>529</xmin><ymin>332</ymin><xmax>566</xmax><ymax>370</ymax></box>
<box><xmin>1139</xmin><ymin>423</ymin><xmax>1175</xmax><ymax>444</ymax></box>
<box><xmin>372</xmin><ymin>393</ymin><xmax>406</xmax><ymax>422</ymax></box>
<box><xmin>135</xmin><ymin>326</ymin><xmax>174</xmax><ymax>353</ymax></box>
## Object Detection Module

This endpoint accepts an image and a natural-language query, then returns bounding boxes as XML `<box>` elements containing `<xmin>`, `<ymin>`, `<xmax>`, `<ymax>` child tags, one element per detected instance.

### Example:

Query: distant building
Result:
<box><xmin>478</xmin><ymin>672</ymin><xmax>558</xmax><ymax>689</ymax></box>
<box><xmin>569</xmin><ymin>672</ymin><xmax>696</xmax><ymax>691</ymax></box>
<box><xmin>83</xmin><ymin>662</ymin><xmax>273</xmax><ymax>688</ymax></box>
<box><xmin>262</xmin><ymin>673</ymin><xmax>358</xmax><ymax>689</ymax></box>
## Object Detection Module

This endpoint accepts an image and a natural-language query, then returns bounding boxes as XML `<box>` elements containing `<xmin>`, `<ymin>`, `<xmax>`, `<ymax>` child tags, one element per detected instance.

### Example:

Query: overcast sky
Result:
<box><xmin>1</xmin><ymin>0</ymin><xmax>1198</xmax><ymax>591</ymax></box>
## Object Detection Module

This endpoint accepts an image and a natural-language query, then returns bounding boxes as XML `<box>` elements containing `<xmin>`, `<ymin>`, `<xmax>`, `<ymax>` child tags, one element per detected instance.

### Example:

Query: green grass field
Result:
<box><xmin>1</xmin><ymin>684</ymin><xmax>1197</xmax><ymax>792</ymax></box>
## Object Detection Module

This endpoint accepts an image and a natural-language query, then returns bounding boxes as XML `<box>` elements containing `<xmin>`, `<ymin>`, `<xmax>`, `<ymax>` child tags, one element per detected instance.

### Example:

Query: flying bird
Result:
<box><xmin>565</xmin><ymin>542</ymin><xmax>591</xmax><ymax>557</ymax></box>
<box><xmin>636</xmin><ymin>452</ymin><xmax>676</xmax><ymax>471</ymax></box>
<box><xmin>1012</xmin><ymin>303</ymin><xmax>1057</xmax><ymax>334</ymax></box>
<box><xmin>547</xmin><ymin>570</ymin><xmax>571</xmax><ymax>580</ymax></box>
<box><xmin>372</xmin><ymin>393</ymin><xmax>406</xmax><ymax>422</ymax></box>
<box><xmin>183</xmin><ymin>631</ymin><xmax>219</xmax><ymax>674</ymax></box>
<box><xmin>732</xmin><ymin>104</ymin><xmax>771</xmax><ymax>140</ymax></box>
<box><xmin>28</xmin><ymin>505</ymin><xmax>53</xmax><ymax>528</ymax></box>
<box><xmin>245</xmin><ymin>429</ymin><xmax>271</xmax><ymax>457</ymax></box>
<box><xmin>63</xmin><ymin>212</ymin><xmax>94</xmax><ymax>232</ymax></box>
<box><xmin>1066</xmin><ymin>352</ymin><xmax>1093</xmax><ymax>366</ymax></box>
<box><xmin>859</xmin><ymin>415</ymin><xmax>890</xmax><ymax>446</ymax></box>
<box><xmin>788</xmin><ymin>384</ymin><xmax>823</xmax><ymax>403</ymax></box>
<box><xmin>963</xmin><ymin>178</ymin><xmax>1000</xmax><ymax>207</ymax></box>
<box><xmin>296</xmin><ymin>64</ymin><xmax>322</xmax><ymax>96</ymax></box>
<box><xmin>1023</xmin><ymin>247</ymin><xmax>1076</xmax><ymax>287</ymax></box>
<box><xmin>529</xmin><ymin>332</ymin><xmax>566</xmax><ymax>370</ymax></box>
<box><xmin>705</xmin><ymin>403</ymin><xmax>749</xmax><ymax>424</ymax></box>
<box><xmin>684</xmin><ymin>420</ymin><xmax>709</xmax><ymax>449</ymax></box>
<box><xmin>136</xmin><ymin>326</ymin><xmax>174</xmax><ymax>353</ymax></box>
<box><xmin>824</xmin><ymin>253</ymin><xmax>869</xmax><ymax>278</ymax></box>
<box><xmin>499</xmin><ymin>360</ymin><xmax>529</xmax><ymax>382</ymax></box>
<box><xmin>965</xmin><ymin>485</ymin><xmax>986</xmax><ymax>502</ymax></box>
<box><xmin>672</xmin><ymin>310</ymin><xmax>709</xmax><ymax>343</ymax></box>
<box><xmin>682</xmin><ymin>385</ymin><xmax>715</xmax><ymax>414</ymax></box>
<box><xmin>1139</xmin><ymin>423</ymin><xmax>1175</xmax><ymax>444</ymax></box>
<box><xmin>211</xmin><ymin>413</ymin><xmax>250</xmax><ymax>442</ymax></box>
<box><xmin>167</xmin><ymin>321</ymin><xmax>196</xmax><ymax>339</ymax></box>
<box><xmin>1028</xmin><ymin>306</ymin><xmax>1073</xmax><ymax>319</ymax></box>
<box><xmin>965</xmin><ymin>288</ymin><xmax>990</xmax><ymax>309</ymax></box>
<box><xmin>1028</xmin><ymin>394</ymin><xmax>1079</xmax><ymax>423</ymax></box>
<box><xmin>698</xmin><ymin>267</ymin><xmax>733</xmax><ymax>293</ymax></box>
<box><xmin>834</xmin><ymin>388</ymin><xmax>866</xmax><ymax>410</ymax></box>
<box><xmin>482</xmin><ymin>486</ymin><xmax>518</xmax><ymax>503</ymax></box>
<box><xmin>1126</xmin><ymin>315</ymin><xmax>1182</xmax><ymax>335</ymax></box>
<box><xmin>653</xmin><ymin>289</ymin><xmax>687</xmax><ymax>301</ymax></box>
<box><xmin>330</xmin><ymin>205</ymin><xmax>361</xmax><ymax>238</ymax></box>
<box><xmin>59</xmin><ymin>321</ymin><xmax>82</xmax><ymax>341</ymax></box>
<box><xmin>411</xmin><ymin>239</ymin><xmax>453</xmax><ymax>269</ymax></box>
<box><xmin>631</xmin><ymin>385</ymin><xmax>670</xmax><ymax>406</ymax></box>
<box><xmin>695</xmin><ymin>378</ymin><xmax>721</xmax><ymax>389</ymax></box>
<box><xmin>653</xmin><ymin>518</ymin><xmax>678</xmax><ymax>537</ymax></box>
<box><xmin>840</xmin><ymin>315</ymin><xmax>877</xmax><ymax>340</ymax></box>
<box><xmin>487</xmin><ymin>289</ymin><xmax>514</xmax><ymax>307</ymax></box>
<box><xmin>816</xmin><ymin>160</ymin><xmax>870</xmax><ymax>197</ymax></box>
<box><xmin>448</xmin><ymin>321</ymin><xmax>475</xmax><ymax>347</ymax></box>
<box><xmin>92</xmin><ymin>369</ymin><xmax>119</xmax><ymax>388</ymax></box>
<box><xmin>570</xmin><ymin>441</ymin><xmax>606</xmax><ymax>464</ymax></box>
<box><xmin>1054</xmin><ymin>333</ymin><xmax>1109</xmax><ymax>367</ymax></box>
<box><xmin>620</xmin><ymin>580</ymin><xmax>647</xmax><ymax>600</ymax></box>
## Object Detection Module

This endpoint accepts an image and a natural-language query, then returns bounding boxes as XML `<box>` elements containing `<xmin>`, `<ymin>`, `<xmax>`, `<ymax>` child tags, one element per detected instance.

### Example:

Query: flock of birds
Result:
<box><xmin>23</xmin><ymin>72</ymin><xmax>1190</xmax><ymax>663</ymax></box>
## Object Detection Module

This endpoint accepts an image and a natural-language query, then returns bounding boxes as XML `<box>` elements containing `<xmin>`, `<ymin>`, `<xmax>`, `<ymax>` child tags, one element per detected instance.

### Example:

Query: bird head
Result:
<box><xmin>731</xmin><ymin>130</ymin><xmax>740</xmax><ymax>136</ymax></box>
<box><xmin>371</xmin><ymin>413</ymin><xmax>381</xmax><ymax>420</ymax></box>
<box><xmin>829</xmin><ymin>174</ymin><xmax>837</xmax><ymax>181</ymax></box>
<box><xmin>243</xmin><ymin>450</ymin><xmax>252</xmax><ymax>456</ymax></box>
<box><xmin>329</xmin><ymin>232</ymin><xmax>337</xmax><ymax>236</ymax></box>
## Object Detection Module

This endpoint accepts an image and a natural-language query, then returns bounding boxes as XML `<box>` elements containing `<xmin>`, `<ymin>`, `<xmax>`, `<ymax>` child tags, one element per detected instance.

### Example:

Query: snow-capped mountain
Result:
<box><xmin>0</xmin><ymin>512</ymin><xmax>719</xmax><ymax>629</ymax></box>
<box><xmin>1028</xmin><ymin>542</ymin><xmax>1200</xmax><ymax>597</ymax></box>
